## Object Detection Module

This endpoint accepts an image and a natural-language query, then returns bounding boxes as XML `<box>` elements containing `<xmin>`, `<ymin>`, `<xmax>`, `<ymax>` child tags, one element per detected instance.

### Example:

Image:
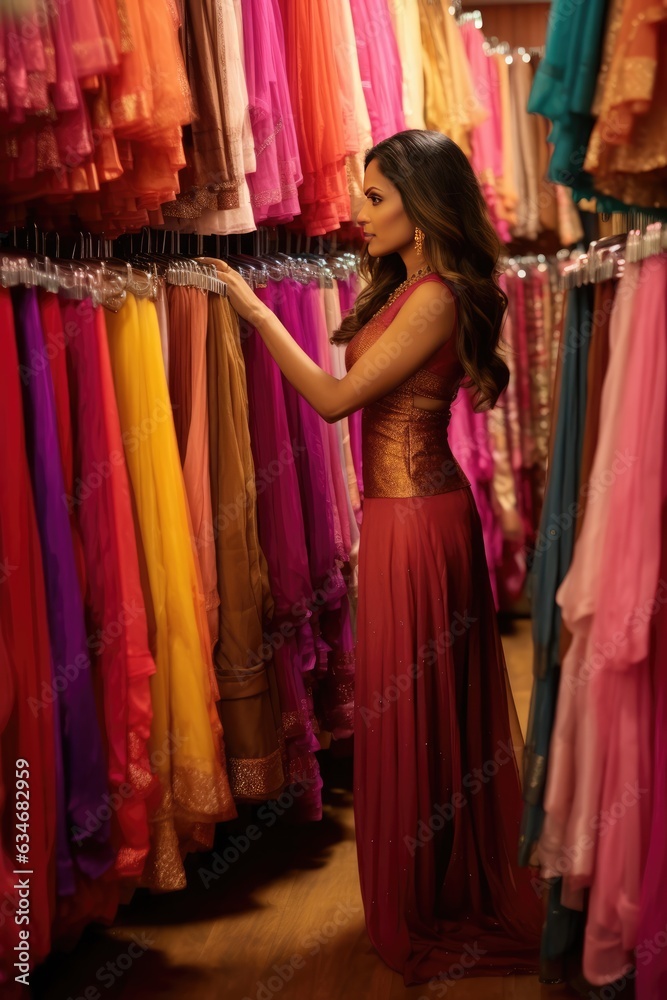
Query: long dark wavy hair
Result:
<box><xmin>333</xmin><ymin>130</ymin><xmax>509</xmax><ymax>412</ymax></box>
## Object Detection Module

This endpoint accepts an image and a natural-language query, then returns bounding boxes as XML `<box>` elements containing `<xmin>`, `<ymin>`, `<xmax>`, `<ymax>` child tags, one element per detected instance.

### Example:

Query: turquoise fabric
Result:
<box><xmin>528</xmin><ymin>0</ymin><xmax>667</xmax><ymax>217</ymax></box>
<box><xmin>520</xmin><ymin>285</ymin><xmax>594</xmax><ymax>863</ymax></box>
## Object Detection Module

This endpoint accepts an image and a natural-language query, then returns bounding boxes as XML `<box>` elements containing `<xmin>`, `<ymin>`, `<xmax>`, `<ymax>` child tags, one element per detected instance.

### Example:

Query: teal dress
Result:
<box><xmin>528</xmin><ymin>0</ymin><xmax>667</xmax><ymax>217</ymax></box>
<box><xmin>519</xmin><ymin>285</ymin><xmax>595</xmax><ymax>966</ymax></box>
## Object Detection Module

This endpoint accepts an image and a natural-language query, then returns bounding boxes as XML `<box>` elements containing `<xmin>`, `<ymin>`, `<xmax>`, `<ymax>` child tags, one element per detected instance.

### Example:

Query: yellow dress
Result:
<box><xmin>105</xmin><ymin>293</ymin><xmax>236</xmax><ymax>891</ymax></box>
<box><xmin>418</xmin><ymin>0</ymin><xmax>485</xmax><ymax>157</ymax></box>
<box><xmin>388</xmin><ymin>0</ymin><xmax>426</xmax><ymax>129</ymax></box>
<box><xmin>494</xmin><ymin>53</ymin><xmax>519</xmax><ymax>232</ymax></box>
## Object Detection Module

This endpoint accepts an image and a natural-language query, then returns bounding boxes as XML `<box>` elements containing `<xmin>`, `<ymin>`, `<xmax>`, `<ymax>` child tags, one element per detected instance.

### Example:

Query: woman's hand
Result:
<box><xmin>198</xmin><ymin>257</ymin><xmax>266</xmax><ymax>325</ymax></box>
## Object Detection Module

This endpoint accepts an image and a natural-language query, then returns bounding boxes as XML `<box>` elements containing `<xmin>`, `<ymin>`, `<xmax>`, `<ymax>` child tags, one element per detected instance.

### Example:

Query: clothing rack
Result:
<box><xmin>559</xmin><ymin>223</ymin><xmax>667</xmax><ymax>290</ymax></box>
<box><xmin>482</xmin><ymin>40</ymin><xmax>545</xmax><ymax>60</ymax></box>
<box><xmin>0</xmin><ymin>225</ymin><xmax>361</xmax><ymax>308</ymax></box>
<box><xmin>453</xmin><ymin>4</ymin><xmax>544</xmax><ymax>59</ymax></box>
<box><xmin>455</xmin><ymin>8</ymin><xmax>483</xmax><ymax>27</ymax></box>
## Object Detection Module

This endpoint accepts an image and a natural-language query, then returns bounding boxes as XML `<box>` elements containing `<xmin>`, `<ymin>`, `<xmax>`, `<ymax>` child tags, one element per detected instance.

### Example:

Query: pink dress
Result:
<box><xmin>460</xmin><ymin>22</ymin><xmax>510</xmax><ymax>243</ymax></box>
<box><xmin>348</xmin><ymin>0</ymin><xmax>406</xmax><ymax>143</ymax></box>
<box><xmin>638</xmin><ymin>401</ymin><xmax>667</xmax><ymax>998</ymax></box>
<box><xmin>540</xmin><ymin>259</ymin><xmax>661</xmax><ymax>985</ymax></box>
<box><xmin>449</xmin><ymin>387</ymin><xmax>503</xmax><ymax>608</ymax></box>
<box><xmin>241</xmin><ymin>0</ymin><xmax>302</xmax><ymax>225</ymax></box>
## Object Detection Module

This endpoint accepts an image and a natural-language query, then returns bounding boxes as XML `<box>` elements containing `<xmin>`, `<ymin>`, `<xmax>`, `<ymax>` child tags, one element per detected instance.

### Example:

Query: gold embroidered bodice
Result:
<box><xmin>344</xmin><ymin>273</ymin><xmax>470</xmax><ymax>499</ymax></box>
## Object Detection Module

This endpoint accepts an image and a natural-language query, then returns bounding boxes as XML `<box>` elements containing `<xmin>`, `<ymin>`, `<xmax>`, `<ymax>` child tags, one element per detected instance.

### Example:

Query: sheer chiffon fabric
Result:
<box><xmin>65</xmin><ymin>299</ymin><xmax>158</xmax><ymax>882</ymax></box>
<box><xmin>243</xmin><ymin>283</ymin><xmax>324</xmax><ymax>819</ymax></box>
<box><xmin>104</xmin><ymin>294</ymin><xmax>236</xmax><ymax>891</ymax></box>
<box><xmin>388</xmin><ymin>0</ymin><xmax>426</xmax><ymax>130</ymax></box>
<box><xmin>273</xmin><ymin>279</ymin><xmax>356</xmax><ymax>740</ymax></box>
<box><xmin>348</xmin><ymin>0</ymin><xmax>406</xmax><ymax>144</ymax></box>
<box><xmin>241</xmin><ymin>0</ymin><xmax>302</xmax><ymax>225</ymax></box>
<box><xmin>205</xmin><ymin>295</ymin><xmax>286</xmax><ymax>802</ymax></box>
<box><xmin>278</xmin><ymin>0</ymin><xmax>350</xmax><ymax>235</ymax></box>
<box><xmin>325</xmin><ymin>0</ymin><xmax>373</xmax><ymax>221</ymax></box>
<box><xmin>0</xmin><ymin>0</ymin><xmax>192</xmax><ymax>234</ymax></box>
<box><xmin>346</xmin><ymin>276</ymin><xmax>543</xmax><ymax>983</ymax></box>
<box><xmin>161</xmin><ymin>0</ymin><xmax>256</xmax><ymax>234</ymax></box>
<box><xmin>354</xmin><ymin>487</ymin><xmax>543</xmax><ymax>984</ymax></box>
<box><xmin>460</xmin><ymin>21</ymin><xmax>510</xmax><ymax>243</ymax></box>
<box><xmin>541</xmin><ymin>260</ymin><xmax>665</xmax><ymax>984</ymax></box>
<box><xmin>166</xmin><ymin>286</ymin><xmax>220</xmax><ymax>649</ymax></box>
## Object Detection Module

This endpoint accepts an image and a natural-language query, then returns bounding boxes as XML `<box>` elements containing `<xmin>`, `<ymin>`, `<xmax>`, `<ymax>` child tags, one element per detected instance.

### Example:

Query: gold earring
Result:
<box><xmin>414</xmin><ymin>227</ymin><xmax>425</xmax><ymax>257</ymax></box>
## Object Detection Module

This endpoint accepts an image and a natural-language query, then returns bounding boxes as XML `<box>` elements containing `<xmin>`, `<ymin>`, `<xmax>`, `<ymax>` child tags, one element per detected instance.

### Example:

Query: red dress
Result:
<box><xmin>345</xmin><ymin>273</ymin><xmax>542</xmax><ymax>985</ymax></box>
<box><xmin>0</xmin><ymin>289</ymin><xmax>56</xmax><ymax>972</ymax></box>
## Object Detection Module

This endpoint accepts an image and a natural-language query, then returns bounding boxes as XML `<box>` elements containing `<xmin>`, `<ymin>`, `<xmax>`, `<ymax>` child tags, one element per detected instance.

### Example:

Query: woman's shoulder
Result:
<box><xmin>391</xmin><ymin>272</ymin><xmax>458</xmax><ymax>329</ymax></box>
<box><xmin>395</xmin><ymin>271</ymin><xmax>456</xmax><ymax>308</ymax></box>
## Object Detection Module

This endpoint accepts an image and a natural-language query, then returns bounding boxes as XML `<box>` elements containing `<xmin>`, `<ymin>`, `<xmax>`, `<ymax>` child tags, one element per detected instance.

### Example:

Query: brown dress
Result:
<box><xmin>206</xmin><ymin>295</ymin><xmax>286</xmax><ymax>801</ymax></box>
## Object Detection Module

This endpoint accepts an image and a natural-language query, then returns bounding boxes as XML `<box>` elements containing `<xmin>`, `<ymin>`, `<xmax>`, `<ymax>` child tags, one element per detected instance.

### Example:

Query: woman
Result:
<box><xmin>204</xmin><ymin>129</ymin><xmax>543</xmax><ymax>986</ymax></box>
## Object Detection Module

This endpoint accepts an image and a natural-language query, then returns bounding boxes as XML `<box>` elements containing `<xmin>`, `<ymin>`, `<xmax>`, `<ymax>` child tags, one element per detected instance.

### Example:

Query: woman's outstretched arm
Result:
<box><xmin>199</xmin><ymin>259</ymin><xmax>455</xmax><ymax>423</ymax></box>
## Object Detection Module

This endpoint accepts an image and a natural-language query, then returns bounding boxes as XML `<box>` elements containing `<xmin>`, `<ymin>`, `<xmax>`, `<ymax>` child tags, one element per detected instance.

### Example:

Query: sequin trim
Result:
<box><xmin>227</xmin><ymin>746</ymin><xmax>285</xmax><ymax>800</ymax></box>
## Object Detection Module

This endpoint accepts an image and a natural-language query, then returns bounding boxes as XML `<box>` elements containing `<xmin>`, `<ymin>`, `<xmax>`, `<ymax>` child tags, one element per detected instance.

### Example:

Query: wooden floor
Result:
<box><xmin>34</xmin><ymin>619</ymin><xmax>588</xmax><ymax>1000</ymax></box>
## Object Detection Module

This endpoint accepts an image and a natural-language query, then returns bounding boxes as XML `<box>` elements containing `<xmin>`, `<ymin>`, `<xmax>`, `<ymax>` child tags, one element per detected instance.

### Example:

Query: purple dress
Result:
<box><xmin>338</xmin><ymin>275</ymin><xmax>363</xmax><ymax>507</ymax></box>
<box><xmin>275</xmin><ymin>278</ymin><xmax>355</xmax><ymax>739</ymax></box>
<box><xmin>242</xmin><ymin>282</ymin><xmax>323</xmax><ymax>820</ymax></box>
<box><xmin>13</xmin><ymin>288</ymin><xmax>112</xmax><ymax>893</ymax></box>
<box><xmin>241</xmin><ymin>0</ymin><xmax>303</xmax><ymax>225</ymax></box>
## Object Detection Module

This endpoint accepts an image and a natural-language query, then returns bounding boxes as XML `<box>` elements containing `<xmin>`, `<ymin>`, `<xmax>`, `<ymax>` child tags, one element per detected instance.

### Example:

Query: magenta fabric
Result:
<box><xmin>274</xmin><ymin>277</ymin><xmax>355</xmax><ymax>738</ymax></box>
<box><xmin>449</xmin><ymin>387</ymin><xmax>503</xmax><ymax>609</ymax></box>
<box><xmin>13</xmin><ymin>288</ymin><xmax>112</xmax><ymax>893</ymax></box>
<box><xmin>240</xmin><ymin>0</ymin><xmax>303</xmax><ymax>224</ymax></box>
<box><xmin>242</xmin><ymin>282</ymin><xmax>323</xmax><ymax>820</ymax></box>
<box><xmin>348</xmin><ymin>0</ymin><xmax>406</xmax><ymax>143</ymax></box>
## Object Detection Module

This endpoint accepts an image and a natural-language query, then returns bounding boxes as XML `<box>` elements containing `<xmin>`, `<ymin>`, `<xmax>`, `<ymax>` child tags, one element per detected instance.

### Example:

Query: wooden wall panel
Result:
<box><xmin>460</xmin><ymin>2</ymin><xmax>551</xmax><ymax>48</ymax></box>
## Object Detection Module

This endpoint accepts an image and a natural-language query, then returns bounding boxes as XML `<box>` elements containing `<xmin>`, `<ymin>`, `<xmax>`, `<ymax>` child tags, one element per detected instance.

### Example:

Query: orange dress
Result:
<box><xmin>278</xmin><ymin>0</ymin><xmax>350</xmax><ymax>235</ymax></box>
<box><xmin>584</xmin><ymin>0</ymin><xmax>667</xmax><ymax>207</ymax></box>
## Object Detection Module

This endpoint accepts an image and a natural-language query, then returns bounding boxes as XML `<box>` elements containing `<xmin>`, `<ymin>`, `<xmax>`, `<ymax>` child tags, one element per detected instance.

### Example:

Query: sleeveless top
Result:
<box><xmin>344</xmin><ymin>272</ymin><xmax>470</xmax><ymax>499</ymax></box>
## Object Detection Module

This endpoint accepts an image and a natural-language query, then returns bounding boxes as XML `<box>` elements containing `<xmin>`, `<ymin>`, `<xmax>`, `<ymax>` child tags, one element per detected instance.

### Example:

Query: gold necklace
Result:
<box><xmin>375</xmin><ymin>265</ymin><xmax>433</xmax><ymax>318</ymax></box>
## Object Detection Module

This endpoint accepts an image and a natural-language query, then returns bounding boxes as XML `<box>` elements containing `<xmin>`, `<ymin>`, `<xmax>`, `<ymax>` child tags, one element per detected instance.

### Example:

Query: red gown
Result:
<box><xmin>345</xmin><ymin>273</ymin><xmax>543</xmax><ymax>985</ymax></box>
<box><xmin>0</xmin><ymin>288</ymin><xmax>56</xmax><ymax>974</ymax></box>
